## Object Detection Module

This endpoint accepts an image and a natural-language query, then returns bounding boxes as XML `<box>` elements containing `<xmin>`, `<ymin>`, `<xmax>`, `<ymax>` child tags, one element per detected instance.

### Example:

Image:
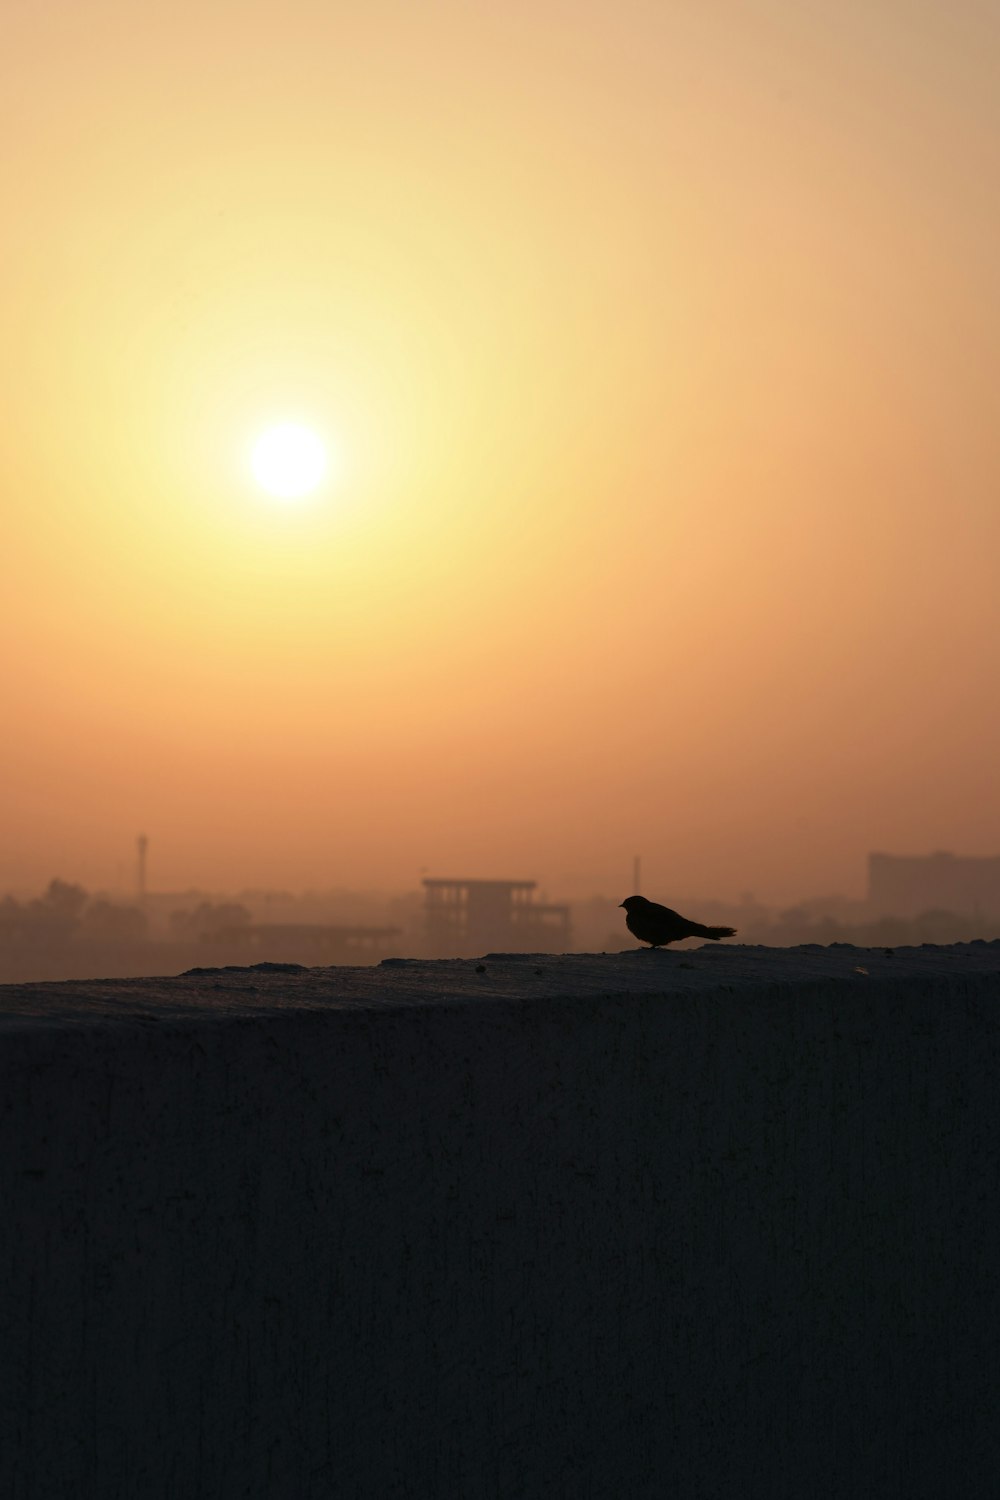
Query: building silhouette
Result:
<box><xmin>868</xmin><ymin>851</ymin><xmax>1000</xmax><ymax>919</ymax></box>
<box><xmin>423</xmin><ymin>879</ymin><xmax>571</xmax><ymax>957</ymax></box>
<box><xmin>199</xmin><ymin>923</ymin><xmax>401</xmax><ymax>966</ymax></box>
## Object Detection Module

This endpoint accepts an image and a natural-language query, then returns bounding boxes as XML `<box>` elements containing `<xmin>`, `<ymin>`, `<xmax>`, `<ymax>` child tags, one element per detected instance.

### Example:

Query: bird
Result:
<box><xmin>619</xmin><ymin>895</ymin><xmax>737</xmax><ymax>949</ymax></box>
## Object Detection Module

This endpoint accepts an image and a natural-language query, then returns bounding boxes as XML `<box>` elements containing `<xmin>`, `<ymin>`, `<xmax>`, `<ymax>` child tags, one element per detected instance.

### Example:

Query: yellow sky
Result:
<box><xmin>2</xmin><ymin>0</ymin><xmax>999</xmax><ymax>901</ymax></box>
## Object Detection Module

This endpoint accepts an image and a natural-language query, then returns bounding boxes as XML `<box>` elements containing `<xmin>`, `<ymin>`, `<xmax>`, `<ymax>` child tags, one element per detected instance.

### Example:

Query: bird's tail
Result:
<box><xmin>692</xmin><ymin>924</ymin><xmax>737</xmax><ymax>941</ymax></box>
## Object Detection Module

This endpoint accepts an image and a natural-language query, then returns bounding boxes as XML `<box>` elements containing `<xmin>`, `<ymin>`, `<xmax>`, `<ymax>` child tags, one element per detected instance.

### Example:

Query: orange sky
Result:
<box><xmin>2</xmin><ymin>0</ymin><xmax>998</xmax><ymax>902</ymax></box>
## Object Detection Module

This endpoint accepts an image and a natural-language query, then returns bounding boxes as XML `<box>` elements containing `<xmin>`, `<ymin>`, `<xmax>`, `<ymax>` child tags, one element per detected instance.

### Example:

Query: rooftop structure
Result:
<box><xmin>422</xmin><ymin>878</ymin><xmax>571</xmax><ymax>956</ymax></box>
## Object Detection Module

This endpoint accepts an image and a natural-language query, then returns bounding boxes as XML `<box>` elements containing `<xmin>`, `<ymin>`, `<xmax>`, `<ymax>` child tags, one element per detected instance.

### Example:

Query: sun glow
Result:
<box><xmin>250</xmin><ymin>422</ymin><xmax>328</xmax><ymax>499</ymax></box>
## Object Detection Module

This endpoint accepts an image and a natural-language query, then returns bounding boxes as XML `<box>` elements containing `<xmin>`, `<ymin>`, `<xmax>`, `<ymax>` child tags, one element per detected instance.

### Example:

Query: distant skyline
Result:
<box><xmin>3</xmin><ymin>0</ymin><xmax>998</xmax><ymax>904</ymax></box>
<box><xmin>6</xmin><ymin>843</ymin><xmax>1000</xmax><ymax>914</ymax></box>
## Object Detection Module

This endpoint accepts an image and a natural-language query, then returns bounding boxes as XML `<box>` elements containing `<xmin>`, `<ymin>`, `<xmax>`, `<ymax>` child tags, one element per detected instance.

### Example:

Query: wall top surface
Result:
<box><xmin>1</xmin><ymin>942</ymin><xmax>999</xmax><ymax>1031</ymax></box>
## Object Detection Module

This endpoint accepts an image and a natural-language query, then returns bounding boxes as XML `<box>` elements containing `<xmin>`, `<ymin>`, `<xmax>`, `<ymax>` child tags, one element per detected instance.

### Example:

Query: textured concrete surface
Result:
<box><xmin>3</xmin><ymin>944</ymin><xmax>1000</xmax><ymax>1499</ymax></box>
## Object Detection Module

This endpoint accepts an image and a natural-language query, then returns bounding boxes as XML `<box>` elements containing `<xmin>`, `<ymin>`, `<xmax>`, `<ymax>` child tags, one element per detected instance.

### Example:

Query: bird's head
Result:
<box><xmin>619</xmin><ymin>895</ymin><xmax>648</xmax><ymax>911</ymax></box>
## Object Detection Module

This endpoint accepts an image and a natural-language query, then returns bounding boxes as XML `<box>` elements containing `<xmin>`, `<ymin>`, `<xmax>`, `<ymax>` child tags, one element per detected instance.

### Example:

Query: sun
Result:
<box><xmin>250</xmin><ymin>422</ymin><xmax>328</xmax><ymax>499</ymax></box>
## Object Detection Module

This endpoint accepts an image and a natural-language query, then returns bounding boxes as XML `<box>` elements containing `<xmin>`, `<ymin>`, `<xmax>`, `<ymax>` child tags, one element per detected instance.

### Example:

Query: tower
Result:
<box><xmin>137</xmin><ymin>834</ymin><xmax>148</xmax><ymax>903</ymax></box>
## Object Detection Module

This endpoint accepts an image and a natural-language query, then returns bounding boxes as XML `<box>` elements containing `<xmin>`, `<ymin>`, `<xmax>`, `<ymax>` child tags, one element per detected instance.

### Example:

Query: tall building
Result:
<box><xmin>423</xmin><ymin>879</ymin><xmax>571</xmax><ymax>957</ymax></box>
<box><xmin>868</xmin><ymin>851</ymin><xmax>1000</xmax><ymax>918</ymax></box>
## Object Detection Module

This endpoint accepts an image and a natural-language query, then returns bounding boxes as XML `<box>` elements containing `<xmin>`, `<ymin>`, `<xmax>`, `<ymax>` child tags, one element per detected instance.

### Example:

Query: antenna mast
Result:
<box><xmin>137</xmin><ymin>834</ymin><xmax>148</xmax><ymax>903</ymax></box>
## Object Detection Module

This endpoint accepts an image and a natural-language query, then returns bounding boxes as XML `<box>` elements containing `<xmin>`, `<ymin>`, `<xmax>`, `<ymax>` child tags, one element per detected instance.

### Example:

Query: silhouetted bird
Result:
<box><xmin>619</xmin><ymin>895</ymin><xmax>737</xmax><ymax>948</ymax></box>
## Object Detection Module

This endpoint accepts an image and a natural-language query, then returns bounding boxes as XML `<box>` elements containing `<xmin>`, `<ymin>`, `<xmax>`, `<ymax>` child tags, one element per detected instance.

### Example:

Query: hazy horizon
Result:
<box><xmin>0</xmin><ymin>850</ymin><xmax>989</xmax><ymax>911</ymax></box>
<box><xmin>4</xmin><ymin>0</ymin><xmax>998</xmax><ymax>908</ymax></box>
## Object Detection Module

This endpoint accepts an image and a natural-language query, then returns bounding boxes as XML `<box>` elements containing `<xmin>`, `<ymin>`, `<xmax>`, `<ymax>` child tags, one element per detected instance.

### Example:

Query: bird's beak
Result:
<box><xmin>618</xmin><ymin>902</ymin><xmax>625</xmax><ymax>908</ymax></box>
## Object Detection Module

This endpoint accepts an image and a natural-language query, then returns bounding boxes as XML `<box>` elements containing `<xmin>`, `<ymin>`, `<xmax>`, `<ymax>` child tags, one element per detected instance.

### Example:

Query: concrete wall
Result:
<box><xmin>3</xmin><ymin>948</ymin><xmax>1000</xmax><ymax>1498</ymax></box>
